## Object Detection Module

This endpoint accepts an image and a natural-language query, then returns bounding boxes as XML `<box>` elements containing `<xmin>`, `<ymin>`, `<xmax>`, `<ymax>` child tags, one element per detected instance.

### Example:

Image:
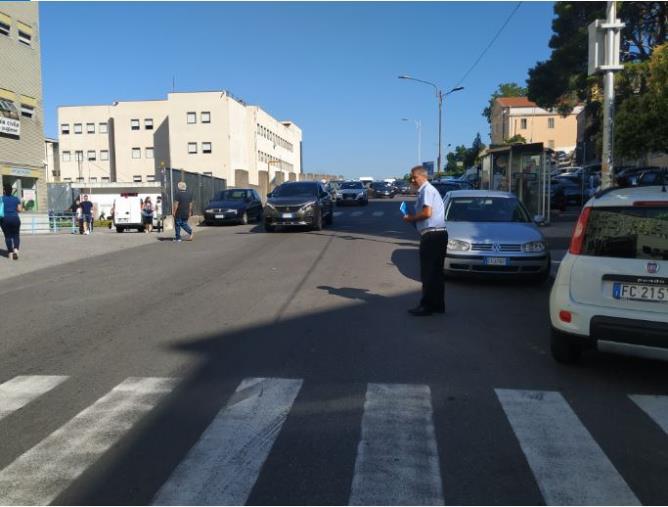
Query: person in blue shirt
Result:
<box><xmin>402</xmin><ymin>166</ymin><xmax>448</xmax><ymax>316</ymax></box>
<box><xmin>1</xmin><ymin>184</ymin><xmax>23</xmax><ymax>260</ymax></box>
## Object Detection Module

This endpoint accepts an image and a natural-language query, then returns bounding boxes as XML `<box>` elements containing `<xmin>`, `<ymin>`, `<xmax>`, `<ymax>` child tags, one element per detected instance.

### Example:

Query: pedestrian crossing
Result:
<box><xmin>332</xmin><ymin>210</ymin><xmax>405</xmax><ymax>218</ymax></box>
<box><xmin>0</xmin><ymin>374</ymin><xmax>667</xmax><ymax>505</ymax></box>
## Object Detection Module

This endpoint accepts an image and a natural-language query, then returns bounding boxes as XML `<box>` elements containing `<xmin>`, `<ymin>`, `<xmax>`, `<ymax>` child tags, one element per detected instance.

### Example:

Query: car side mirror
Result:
<box><xmin>267</xmin><ymin>192</ymin><xmax>273</xmax><ymax>198</ymax></box>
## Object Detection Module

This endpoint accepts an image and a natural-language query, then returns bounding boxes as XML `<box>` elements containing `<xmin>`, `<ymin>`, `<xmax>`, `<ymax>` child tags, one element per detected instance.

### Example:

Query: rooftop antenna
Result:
<box><xmin>172</xmin><ymin>76</ymin><xmax>175</xmax><ymax>92</ymax></box>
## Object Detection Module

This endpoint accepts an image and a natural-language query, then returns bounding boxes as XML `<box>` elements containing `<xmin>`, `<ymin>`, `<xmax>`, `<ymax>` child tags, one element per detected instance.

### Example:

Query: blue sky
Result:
<box><xmin>39</xmin><ymin>1</ymin><xmax>555</xmax><ymax>179</ymax></box>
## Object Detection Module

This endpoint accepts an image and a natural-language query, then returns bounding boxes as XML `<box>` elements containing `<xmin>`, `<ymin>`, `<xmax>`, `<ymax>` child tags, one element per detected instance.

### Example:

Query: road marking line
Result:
<box><xmin>372</xmin><ymin>211</ymin><xmax>384</xmax><ymax>217</ymax></box>
<box><xmin>333</xmin><ymin>212</ymin><xmax>343</xmax><ymax>217</ymax></box>
<box><xmin>349</xmin><ymin>383</ymin><xmax>443</xmax><ymax>506</ymax></box>
<box><xmin>153</xmin><ymin>377</ymin><xmax>303</xmax><ymax>506</ymax></box>
<box><xmin>630</xmin><ymin>394</ymin><xmax>668</xmax><ymax>434</ymax></box>
<box><xmin>351</xmin><ymin>211</ymin><xmax>364</xmax><ymax>217</ymax></box>
<box><xmin>496</xmin><ymin>389</ymin><xmax>639</xmax><ymax>506</ymax></box>
<box><xmin>0</xmin><ymin>375</ymin><xmax>68</xmax><ymax>421</ymax></box>
<box><xmin>0</xmin><ymin>377</ymin><xmax>177</xmax><ymax>506</ymax></box>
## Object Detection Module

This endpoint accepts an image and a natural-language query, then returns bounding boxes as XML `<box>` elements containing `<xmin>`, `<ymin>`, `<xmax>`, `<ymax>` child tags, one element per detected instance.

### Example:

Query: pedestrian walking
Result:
<box><xmin>0</xmin><ymin>184</ymin><xmax>23</xmax><ymax>260</ymax></box>
<box><xmin>173</xmin><ymin>181</ymin><xmax>194</xmax><ymax>242</ymax></box>
<box><xmin>142</xmin><ymin>196</ymin><xmax>154</xmax><ymax>233</ymax></box>
<box><xmin>154</xmin><ymin>196</ymin><xmax>163</xmax><ymax>232</ymax></box>
<box><xmin>80</xmin><ymin>195</ymin><xmax>94</xmax><ymax>235</ymax></box>
<box><xmin>402</xmin><ymin>166</ymin><xmax>448</xmax><ymax>316</ymax></box>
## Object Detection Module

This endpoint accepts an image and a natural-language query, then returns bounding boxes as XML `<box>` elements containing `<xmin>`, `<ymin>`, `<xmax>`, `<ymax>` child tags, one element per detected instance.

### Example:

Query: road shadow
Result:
<box><xmin>317</xmin><ymin>285</ymin><xmax>386</xmax><ymax>303</ymax></box>
<box><xmin>390</xmin><ymin>248</ymin><xmax>420</xmax><ymax>282</ymax></box>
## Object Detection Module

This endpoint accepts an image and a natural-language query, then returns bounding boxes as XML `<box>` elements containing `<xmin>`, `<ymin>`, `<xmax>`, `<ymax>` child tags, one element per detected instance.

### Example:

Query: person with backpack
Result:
<box><xmin>0</xmin><ymin>184</ymin><xmax>23</xmax><ymax>260</ymax></box>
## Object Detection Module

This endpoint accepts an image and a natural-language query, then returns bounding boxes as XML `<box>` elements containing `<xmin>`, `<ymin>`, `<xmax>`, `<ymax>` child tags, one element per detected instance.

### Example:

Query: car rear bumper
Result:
<box><xmin>204</xmin><ymin>213</ymin><xmax>239</xmax><ymax>223</ymax></box>
<box><xmin>445</xmin><ymin>254</ymin><xmax>549</xmax><ymax>275</ymax></box>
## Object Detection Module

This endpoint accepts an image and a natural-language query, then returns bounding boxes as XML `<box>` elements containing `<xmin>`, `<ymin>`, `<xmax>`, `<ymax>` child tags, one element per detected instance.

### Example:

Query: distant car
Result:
<box><xmin>432</xmin><ymin>181</ymin><xmax>462</xmax><ymax>198</ymax></box>
<box><xmin>396</xmin><ymin>180</ymin><xmax>411</xmax><ymax>194</ymax></box>
<box><xmin>370</xmin><ymin>181</ymin><xmax>396</xmax><ymax>198</ymax></box>
<box><xmin>204</xmin><ymin>188</ymin><xmax>263</xmax><ymax>225</ymax></box>
<box><xmin>550</xmin><ymin>185</ymin><xmax>668</xmax><ymax>363</ymax></box>
<box><xmin>443</xmin><ymin>190</ymin><xmax>550</xmax><ymax>281</ymax></box>
<box><xmin>549</xmin><ymin>179</ymin><xmax>568</xmax><ymax>212</ymax></box>
<box><xmin>336</xmin><ymin>181</ymin><xmax>368</xmax><ymax>206</ymax></box>
<box><xmin>264</xmin><ymin>181</ymin><xmax>334</xmax><ymax>232</ymax></box>
<box><xmin>636</xmin><ymin>168</ymin><xmax>667</xmax><ymax>187</ymax></box>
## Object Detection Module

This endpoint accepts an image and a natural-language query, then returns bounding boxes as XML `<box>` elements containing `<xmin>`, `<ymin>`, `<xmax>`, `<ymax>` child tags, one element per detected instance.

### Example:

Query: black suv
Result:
<box><xmin>264</xmin><ymin>181</ymin><xmax>334</xmax><ymax>232</ymax></box>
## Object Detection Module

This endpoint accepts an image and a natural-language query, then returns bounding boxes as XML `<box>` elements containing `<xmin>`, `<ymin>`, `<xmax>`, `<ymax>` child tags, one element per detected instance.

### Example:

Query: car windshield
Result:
<box><xmin>272</xmin><ymin>183</ymin><xmax>317</xmax><ymax>197</ymax></box>
<box><xmin>215</xmin><ymin>190</ymin><xmax>247</xmax><ymax>200</ymax></box>
<box><xmin>582</xmin><ymin>206</ymin><xmax>668</xmax><ymax>259</ymax></box>
<box><xmin>341</xmin><ymin>182</ymin><xmax>363</xmax><ymax>189</ymax></box>
<box><xmin>445</xmin><ymin>197</ymin><xmax>531</xmax><ymax>223</ymax></box>
<box><xmin>372</xmin><ymin>183</ymin><xmax>390</xmax><ymax>188</ymax></box>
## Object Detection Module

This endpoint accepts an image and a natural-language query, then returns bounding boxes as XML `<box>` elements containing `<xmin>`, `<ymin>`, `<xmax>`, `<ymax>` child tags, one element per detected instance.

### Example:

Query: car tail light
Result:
<box><xmin>568</xmin><ymin>207</ymin><xmax>592</xmax><ymax>255</ymax></box>
<box><xmin>633</xmin><ymin>201</ymin><xmax>668</xmax><ymax>207</ymax></box>
<box><xmin>559</xmin><ymin>310</ymin><xmax>572</xmax><ymax>323</ymax></box>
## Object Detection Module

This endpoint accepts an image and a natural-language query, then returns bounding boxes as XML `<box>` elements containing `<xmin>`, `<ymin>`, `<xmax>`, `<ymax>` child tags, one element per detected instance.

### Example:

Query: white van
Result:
<box><xmin>113</xmin><ymin>195</ymin><xmax>144</xmax><ymax>232</ymax></box>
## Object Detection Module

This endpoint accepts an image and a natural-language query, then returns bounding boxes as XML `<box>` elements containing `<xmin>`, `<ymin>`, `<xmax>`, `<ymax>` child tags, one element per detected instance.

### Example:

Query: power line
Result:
<box><xmin>453</xmin><ymin>2</ymin><xmax>523</xmax><ymax>88</ymax></box>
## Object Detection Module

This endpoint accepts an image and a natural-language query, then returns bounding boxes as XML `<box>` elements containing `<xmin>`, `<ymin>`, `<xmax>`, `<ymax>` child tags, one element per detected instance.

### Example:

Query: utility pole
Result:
<box><xmin>589</xmin><ymin>1</ymin><xmax>625</xmax><ymax>189</ymax></box>
<box><xmin>437</xmin><ymin>89</ymin><xmax>442</xmax><ymax>174</ymax></box>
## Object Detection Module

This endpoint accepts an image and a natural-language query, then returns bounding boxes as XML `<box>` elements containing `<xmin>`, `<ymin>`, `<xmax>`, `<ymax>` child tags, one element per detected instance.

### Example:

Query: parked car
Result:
<box><xmin>549</xmin><ymin>179</ymin><xmax>568</xmax><ymax>212</ymax></box>
<box><xmin>550</xmin><ymin>185</ymin><xmax>668</xmax><ymax>363</ymax></box>
<box><xmin>369</xmin><ymin>181</ymin><xmax>397</xmax><ymax>198</ymax></box>
<box><xmin>443</xmin><ymin>190</ymin><xmax>550</xmax><ymax>281</ymax></box>
<box><xmin>204</xmin><ymin>188</ymin><xmax>263</xmax><ymax>225</ymax></box>
<box><xmin>432</xmin><ymin>181</ymin><xmax>463</xmax><ymax>198</ymax></box>
<box><xmin>263</xmin><ymin>181</ymin><xmax>334</xmax><ymax>232</ymax></box>
<box><xmin>636</xmin><ymin>168</ymin><xmax>667</xmax><ymax>187</ymax></box>
<box><xmin>396</xmin><ymin>180</ymin><xmax>412</xmax><ymax>195</ymax></box>
<box><xmin>336</xmin><ymin>181</ymin><xmax>368</xmax><ymax>206</ymax></box>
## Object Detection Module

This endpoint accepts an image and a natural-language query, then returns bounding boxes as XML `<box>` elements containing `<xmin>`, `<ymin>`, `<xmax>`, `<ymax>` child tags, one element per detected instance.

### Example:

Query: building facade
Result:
<box><xmin>0</xmin><ymin>2</ymin><xmax>45</xmax><ymax>211</ymax></box>
<box><xmin>490</xmin><ymin>97</ymin><xmax>583</xmax><ymax>153</ymax></box>
<box><xmin>58</xmin><ymin>91</ymin><xmax>303</xmax><ymax>190</ymax></box>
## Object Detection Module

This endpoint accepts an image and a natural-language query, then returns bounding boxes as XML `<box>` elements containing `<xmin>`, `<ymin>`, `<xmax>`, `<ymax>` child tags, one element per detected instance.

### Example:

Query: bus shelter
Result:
<box><xmin>480</xmin><ymin>143</ymin><xmax>551</xmax><ymax>224</ymax></box>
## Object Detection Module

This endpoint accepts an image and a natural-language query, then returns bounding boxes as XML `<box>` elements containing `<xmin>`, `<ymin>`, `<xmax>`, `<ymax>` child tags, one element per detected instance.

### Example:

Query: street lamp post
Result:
<box><xmin>401</xmin><ymin>118</ymin><xmax>422</xmax><ymax>164</ymax></box>
<box><xmin>398</xmin><ymin>75</ymin><xmax>463</xmax><ymax>174</ymax></box>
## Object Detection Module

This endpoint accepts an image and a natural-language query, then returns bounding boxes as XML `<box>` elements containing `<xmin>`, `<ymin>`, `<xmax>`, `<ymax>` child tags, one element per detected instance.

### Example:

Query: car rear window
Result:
<box><xmin>583</xmin><ymin>206</ymin><xmax>668</xmax><ymax>259</ymax></box>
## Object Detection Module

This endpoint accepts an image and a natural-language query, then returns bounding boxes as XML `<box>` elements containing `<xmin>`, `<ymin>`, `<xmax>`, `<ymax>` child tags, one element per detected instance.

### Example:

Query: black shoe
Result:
<box><xmin>408</xmin><ymin>306</ymin><xmax>433</xmax><ymax>316</ymax></box>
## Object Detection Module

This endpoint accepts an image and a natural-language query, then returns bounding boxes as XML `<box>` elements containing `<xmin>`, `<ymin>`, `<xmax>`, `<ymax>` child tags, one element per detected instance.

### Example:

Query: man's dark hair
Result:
<box><xmin>3</xmin><ymin>184</ymin><xmax>12</xmax><ymax>196</ymax></box>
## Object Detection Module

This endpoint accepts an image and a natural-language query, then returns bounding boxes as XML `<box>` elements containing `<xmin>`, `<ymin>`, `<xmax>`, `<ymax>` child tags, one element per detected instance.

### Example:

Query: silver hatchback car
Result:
<box><xmin>443</xmin><ymin>190</ymin><xmax>550</xmax><ymax>281</ymax></box>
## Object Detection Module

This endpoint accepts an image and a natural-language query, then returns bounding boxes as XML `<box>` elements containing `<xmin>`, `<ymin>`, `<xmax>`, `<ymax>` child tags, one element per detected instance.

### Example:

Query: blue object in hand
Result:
<box><xmin>400</xmin><ymin>201</ymin><xmax>408</xmax><ymax>216</ymax></box>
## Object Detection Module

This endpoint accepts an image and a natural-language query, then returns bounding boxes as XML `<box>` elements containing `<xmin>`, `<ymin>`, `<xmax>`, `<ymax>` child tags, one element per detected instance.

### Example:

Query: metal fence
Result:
<box><xmin>160</xmin><ymin>168</ymin><xmax>227</xmax><ymax>216</ymax></box>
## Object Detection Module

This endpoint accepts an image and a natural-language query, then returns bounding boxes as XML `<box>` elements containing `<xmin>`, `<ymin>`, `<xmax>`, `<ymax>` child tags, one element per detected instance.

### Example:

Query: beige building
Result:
<box><xmin>44</xmin><ymin>137</ymin><xmax>60</xmax><ymax>183</ymax></box>
<box><xmin>0</xmin><ymin>2</ymin><xmax>45</xmax><ymax>211</ymax></box>
<box><xmin>58</xmin><ymin>91</ymin><xmax>302</xmax><ymax>188</ymax></box>
<box><xmin>490</xmin><ymin>97</ymin><xmax>582</xmax><ymax>153</ymax></box>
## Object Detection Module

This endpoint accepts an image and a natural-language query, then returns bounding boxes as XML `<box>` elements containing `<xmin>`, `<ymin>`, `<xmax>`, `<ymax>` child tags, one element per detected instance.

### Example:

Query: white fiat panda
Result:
<box><xmin>550</xmin><ymin>184</ymin><xmax>668</xmax><ymax>363</ymax></box>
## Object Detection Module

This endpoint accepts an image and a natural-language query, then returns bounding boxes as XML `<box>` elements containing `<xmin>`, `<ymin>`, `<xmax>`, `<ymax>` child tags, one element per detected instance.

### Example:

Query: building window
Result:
<box><xmin>61</xmin><ymin>124</ymin><xmax>70</xmax><ymax>135</ymax></box>
<box><xmin>74</xmin><ymin>123</ymin><xmax>82</xmax><ymax>134</ymax></box>
<box><xmin>62</xmin><ymin>151</ymin><xmax>71</xmax><ymax>162</ymax></box>
<box><xmin>17</xmin><ymin>23</ymin><xmax>32</xmax><ymax>46</ymax></box>
<box><xmin>202</xmin><ymin>142</ymin><xmax>212</xmax><ymax>154</ymax></box>
<box><xmin>201</xmin><ymin>111</ymin><xmax>211</xmax><ymax>123</ymax></box>
<box><xmin>87</xmin><ymin>150</ymin><xmax>96</xmax><ymax>161</ymax></box>
<box><xmin>548</xmin><ymin>118</ymin><xmax>555</xmax><ymax>129</ymax></box>
<box><xmin>101</xmin><ymin>177</ymin><xmax>110</xmax><ymax>182</ymax></box>
<box><xmin>132</xmin><ymin>147</ymin><xmax>141</xmax><ymax>159</ymax></box>
<box><xmin>188</xmin><ymin>142</ymin><xmax>197</xmax><ymax>154</ymax></box>
<box><xmin>133</xmin><ymin>175</ymin><xmax>142</xmax><ymax>183</ymax></box>
<box><xmin>131</xmin><ymin>119</ymin><xmax>140</xmax><ymax>130</ymax></box>
<box><xmin>520</xmin><ymin>118</ymin><xmax>527</xmax><ymax>129</ymax></box>
<box><xmin>86</xmin><ymin>123</ymin><xmax>95</xmax><ymax>134</ymax></box>
<box><xmin>19</xmin><ymin>104</ymin><xmax>34</xmax><ymax>118</ymax></box>
<box><xmin>0</xmin><ymin>15</ymin><xmax>9</xmax><ymax>37</ymax></box>
<box><xmin>63</xmin><ymin>178</ymin><xmax>72</xmax><ymax>182</ymax></box>
<box><xmin>75</xmin><ymin>151</ymin><xmax>83</xmax><ymax>162</ymax></box>
<box><xmin>203</xmin><ymin>171</ymin><xmax>213</xmax><ymax>176</ymax></box>
<box><xmin>145</xmin><ymin>118</ymin><xmax>153</xmax><ymax>130</ymax></box>
<box><xmin>90</xmin><ymin>177</ymin><xmax>97</xmax><ymax>183</ymax></box>
<box><xmin>100</xmin><ymin>150</ymin><xmax>109</xmax><ymax>161</ymax></box>
<box><xmin>187</xmin><ymin>112</ymin><xmax>196</xmax><ymax>124</ymax></box>
<box><xmin>146</xmin><ymin>174</ymin><xmax>155</xmax><ymax>182</ymax></box>
<box><xmin>99</xmin><ymin>122</ymin><xmax>108</xmax><ymax>134</ymax></box>
<box><xmin>145</xmin><ymin>147</ymin><xmax>154</xmax><ymax>159</ymax></box>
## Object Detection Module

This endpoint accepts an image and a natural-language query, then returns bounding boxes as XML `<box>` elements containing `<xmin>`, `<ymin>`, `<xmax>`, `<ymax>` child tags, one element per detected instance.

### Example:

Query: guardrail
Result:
<box><xmin>18</xmin><ymin>213</ymin><xmax>81</xmax><ymax>235</ymax></box>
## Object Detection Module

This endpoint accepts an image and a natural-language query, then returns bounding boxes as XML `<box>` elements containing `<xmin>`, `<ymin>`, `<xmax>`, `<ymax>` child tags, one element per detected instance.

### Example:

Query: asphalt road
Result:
<box><xmin>1</xmin><ymin>197</ymin><xmax>667</xmax><ymax>505</ymax></box>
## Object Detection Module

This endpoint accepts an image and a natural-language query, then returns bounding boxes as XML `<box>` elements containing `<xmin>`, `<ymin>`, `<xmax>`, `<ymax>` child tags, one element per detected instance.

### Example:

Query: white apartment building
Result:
<box><xmin>57</xmin><ymin>91</ymin><xmax>302</xmax><ymax>188</ymax></box>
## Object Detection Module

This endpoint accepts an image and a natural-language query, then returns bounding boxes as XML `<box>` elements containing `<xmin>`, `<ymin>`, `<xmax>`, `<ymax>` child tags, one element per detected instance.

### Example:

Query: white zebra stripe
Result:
<box><xmin>333</xmin><ymin>211</ymin><xmax>343</xmax><ymax>217</ymax></box>
<box><xmin>350</xmin><ymin>211</ymin><xmax>364</xmax><ymax>217</ymax></box>
<box><xmin>0</xmin><ymin>377</ymin><xmax>177</xmax><ymax>506</ymax></box>
<box><xmin>496</xmin><ymin>389</ymin><xmax>639</xmax><ymax>506</ymax></box>
<box><xmin>349</xmin><ymin>383</ymin><xmax>443</xmax><ymax>505</ymax></box>
<box><xmin>372</xmin><ymin>211</ymin><xmax>384</xmax><ymax>217</ymax></box>
<box><xmin>0</xmin><ymin>375</ymin><xmax>68</xmax><ymax>420</ymax></box>
<box><xmin>153</xmin><ymin>377</ymin><xmax>303</xmax><ymax>506</ymax></box>
<box><xmin>630</xmin><ymin>394</ymin><xmax>668</xmax><ymax>435</ymax></box>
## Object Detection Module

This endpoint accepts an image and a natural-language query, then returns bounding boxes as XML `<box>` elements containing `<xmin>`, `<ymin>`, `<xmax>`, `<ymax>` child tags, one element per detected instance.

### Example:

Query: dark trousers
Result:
<box><xmin>419</xmin><ymin>230</ymin><xmax>448</xmax><ymax>310</ymax></box>
<box><xmin>1</xmin><ymin>215</ymin><xmax>21</xmax><ymax>252</ymax></box>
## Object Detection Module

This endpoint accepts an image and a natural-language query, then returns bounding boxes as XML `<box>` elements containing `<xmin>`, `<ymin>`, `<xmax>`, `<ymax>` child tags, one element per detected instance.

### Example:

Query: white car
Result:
<box><xmin>550</xmin><ymin>185</ymin><xmax>668</xmax><ymax>363</ymax></box>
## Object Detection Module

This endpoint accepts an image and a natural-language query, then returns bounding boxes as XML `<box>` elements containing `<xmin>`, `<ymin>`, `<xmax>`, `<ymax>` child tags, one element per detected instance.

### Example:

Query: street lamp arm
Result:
<box><xmin>398</xmin><ymin>75</ymin><xmax>439</xmax><ymax>95</ymax></box>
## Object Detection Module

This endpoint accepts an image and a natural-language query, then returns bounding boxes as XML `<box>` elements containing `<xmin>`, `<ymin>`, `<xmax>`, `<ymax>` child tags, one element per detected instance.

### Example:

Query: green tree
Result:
<box><xmin>504</xmin><ymin>134</ymin><xmax>527</xmax><ymax>145</ymax></box>
<box><xmin>482</xmin><ymin>83</ymin><xmax>528</xmax><ymax>124</ymax></box>
<box><xmin>464</xmin><ymin>133</ymin><xmax>486</xmax><ymax>168</ymax></box>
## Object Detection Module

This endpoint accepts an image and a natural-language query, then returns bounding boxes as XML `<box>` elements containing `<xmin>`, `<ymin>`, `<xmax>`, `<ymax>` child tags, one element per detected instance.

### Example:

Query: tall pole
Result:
<box><xmin>437</xmin><ymin>90</ymin><xmax>443</xmax><ymax>174</ymax></box>
<box><xmin>417</xmin><ymin>120</ymin><xmax>422</xmax><ymax>164</ymax></box>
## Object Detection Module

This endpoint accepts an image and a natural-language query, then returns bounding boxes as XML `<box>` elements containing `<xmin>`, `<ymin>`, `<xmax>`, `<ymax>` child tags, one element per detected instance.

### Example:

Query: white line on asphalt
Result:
<box><xmin>630</xmin><ymin>394</ymin><xmax>668</xmax><ymax>434</ymax></box>
<box><xmin>333</xmin><ymin>212</ymin><xmax>343</xmax><ymax>217</ymax></box>
<box><xmin>372</xmin><ymin>211</ymin><xmax>384</xmax><ymax>217</ymax></box>
<box><xmin>153</xmin><ymin>377</ymin><xmax>303</xmax><ymax>506</ymax></box>
<box><xmin>0</xmin><ymin>375</ymin><xmax>68</xmax><ymax>421</ymax></box>
<box><xmin>349</xmin><ymin>383</ymin><xmax>444</xmax><ymax>506</ymax></box>
<box><xmin>0</xmin><ymin>377</ymin><xmax>177</xmax><ymax>506</ymax></box>
<box><xmin>351</xmin><ymin>211</ymin><xmax>364</xmax><ymax>217</ymax></box>
<box><xmin>495</xmin><ymin>389</ymin><xmax>640</xmax><ymax>506</ymax></box>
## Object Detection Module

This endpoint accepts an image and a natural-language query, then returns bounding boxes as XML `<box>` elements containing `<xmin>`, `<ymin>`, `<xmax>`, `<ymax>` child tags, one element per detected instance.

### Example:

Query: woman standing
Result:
<box><xmin>141</xmin><ymin>196</ymin><xmax>154</xmax><ymax>233</ymax></box>
<box><xmin>1</xmin><ymin>184</ymin><xmax>23</xmax><ymax>260</ymax></box>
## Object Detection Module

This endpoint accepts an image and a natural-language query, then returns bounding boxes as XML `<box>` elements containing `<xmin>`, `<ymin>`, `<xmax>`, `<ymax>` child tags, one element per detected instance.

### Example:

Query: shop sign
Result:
<box><xmin>10</xmin><ymin>167</ymin><xmax>33</xmax><ymax>177</ymax></box>
<box><xmin>0</xmin><ymin>99</ymin><xmax>20</xmax><ymax>138</ymax></box>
